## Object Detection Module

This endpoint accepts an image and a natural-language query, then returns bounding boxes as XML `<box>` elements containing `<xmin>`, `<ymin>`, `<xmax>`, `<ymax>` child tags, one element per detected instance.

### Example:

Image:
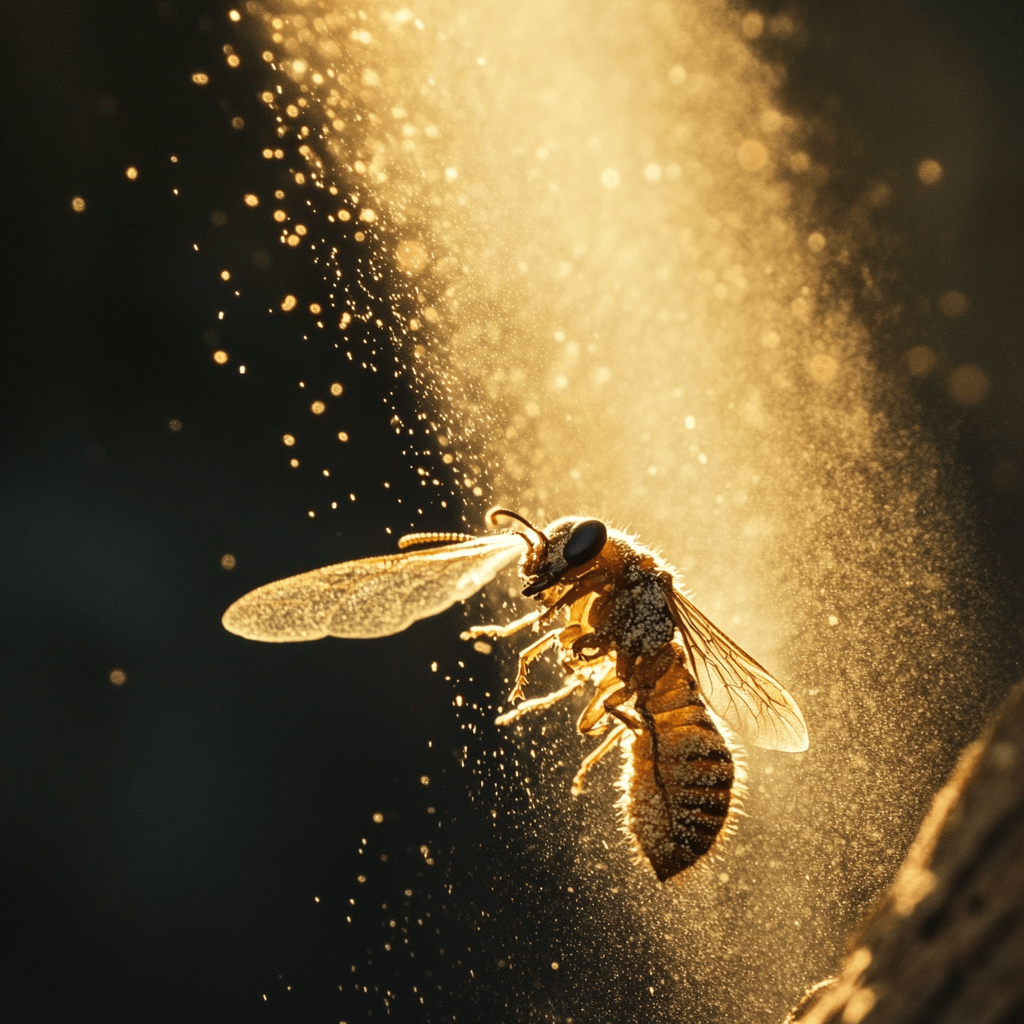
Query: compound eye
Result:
<box><xmin>563</xmin><ymin>519</ymin><xmax>607</xmax><ymax>568</ymax></box>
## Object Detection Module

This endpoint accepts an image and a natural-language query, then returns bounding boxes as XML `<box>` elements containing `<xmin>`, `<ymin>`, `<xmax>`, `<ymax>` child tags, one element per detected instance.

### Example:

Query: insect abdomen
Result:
<box><xmin>625</xmin><ymin>663</ymin><xmax>735</xmax><ymax>882</ymax></box>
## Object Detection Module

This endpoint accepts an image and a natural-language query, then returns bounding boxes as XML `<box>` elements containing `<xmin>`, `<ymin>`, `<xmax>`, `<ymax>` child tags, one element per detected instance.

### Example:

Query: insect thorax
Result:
<box><xmin>600</xmin><ymin>559</ymin><xmax>676</xmax><ymax>659</ymax></box>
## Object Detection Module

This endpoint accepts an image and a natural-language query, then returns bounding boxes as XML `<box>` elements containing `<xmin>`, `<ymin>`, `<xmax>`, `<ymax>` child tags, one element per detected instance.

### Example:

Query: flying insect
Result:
<box><xmin>223</xmin><ymin>508</ymin><xmax>808</xmax><ymax>880</ymax></box>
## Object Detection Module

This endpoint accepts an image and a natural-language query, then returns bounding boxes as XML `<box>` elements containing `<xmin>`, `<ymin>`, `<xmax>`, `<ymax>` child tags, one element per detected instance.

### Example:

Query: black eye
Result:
<box><xmin>563</xmin><ymin>520</ymin><xmax>607</xmax><ymax>567</ymax></box>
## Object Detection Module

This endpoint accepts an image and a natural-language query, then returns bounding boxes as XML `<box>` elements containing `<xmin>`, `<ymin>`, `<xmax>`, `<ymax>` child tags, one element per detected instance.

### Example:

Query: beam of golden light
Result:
<box><xmin>246</xmin><ymin>1</ymin><xmax>1000</xmax><ymax>1018</ymax></box>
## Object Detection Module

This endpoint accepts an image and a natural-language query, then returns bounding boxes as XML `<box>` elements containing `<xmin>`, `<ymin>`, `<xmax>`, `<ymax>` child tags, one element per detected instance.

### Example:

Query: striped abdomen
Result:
<box><xmin>624</xmin><ymin>652</ymin><xmax>736</xmax><ymax>882</ymax></box>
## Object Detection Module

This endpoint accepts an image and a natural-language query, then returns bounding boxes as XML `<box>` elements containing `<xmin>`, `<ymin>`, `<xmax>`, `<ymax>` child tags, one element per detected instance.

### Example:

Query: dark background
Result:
<box><xmin>2</xmin><ymin>1</ymin><xmax>1021</xmax><ymax>1021</ymax></box>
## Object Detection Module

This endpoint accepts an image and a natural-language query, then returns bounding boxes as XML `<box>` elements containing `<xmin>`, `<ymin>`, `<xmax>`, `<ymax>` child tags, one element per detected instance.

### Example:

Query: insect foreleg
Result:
<box><xmin>571</xmin><ymin>724</ymin><xmax>628</xmax><ymax>796</ymax></box>
<box><xmin>507</xmin><ymin>628</ymin><xmax>562</xmax><ymax>702</ymax></box>
<box><xmin>461</xmin><ymin>606</ymin><xmax>551</xmax><ymax>641</ymax></box>
<box><xmin>494</xmin><ymin>677</ymin><xmax>583</xmax><ymax>726</ymax></box>
<box><xmin>468</xmin><ymin>568</ymin><xmax>611</xmax><ymax>642</ymax></box>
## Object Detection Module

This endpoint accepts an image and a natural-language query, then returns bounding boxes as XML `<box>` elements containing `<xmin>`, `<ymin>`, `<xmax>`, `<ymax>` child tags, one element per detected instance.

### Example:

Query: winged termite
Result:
<box><xmin>224</xmin><ymin>508</ymin><xmax>808</xmax><ymax>880</ymax></box>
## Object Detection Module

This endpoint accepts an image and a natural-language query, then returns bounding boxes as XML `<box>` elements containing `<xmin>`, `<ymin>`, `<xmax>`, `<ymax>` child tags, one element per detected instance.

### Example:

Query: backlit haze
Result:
<box><xmin>227</xmin><ymin>2</ymin><xmax>1005</xmax><ymax>1019</ymax></box>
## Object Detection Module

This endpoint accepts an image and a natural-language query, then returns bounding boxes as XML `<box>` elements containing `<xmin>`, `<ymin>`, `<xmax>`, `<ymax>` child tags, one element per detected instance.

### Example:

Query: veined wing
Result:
<box><xmin>668</xmin><ymin>589</ymin><xmax>809</xmax><ymax>752</ymax></box>
<box><xmin>222</xmin><ymin>533</ymin><xmax>524</xmax><ymax>642</ymax></box>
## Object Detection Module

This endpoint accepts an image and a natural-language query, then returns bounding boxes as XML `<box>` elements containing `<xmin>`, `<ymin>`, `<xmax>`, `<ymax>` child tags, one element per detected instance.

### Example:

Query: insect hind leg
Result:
<box><xmin>576</xmin><ymin>672</ymin><xmax>627</xmax><ymax>734</ymax></box>
<box><xmin>572</xmin><ymin>724</ymin><xmax>628</xmax><ymax>796</ymax></box>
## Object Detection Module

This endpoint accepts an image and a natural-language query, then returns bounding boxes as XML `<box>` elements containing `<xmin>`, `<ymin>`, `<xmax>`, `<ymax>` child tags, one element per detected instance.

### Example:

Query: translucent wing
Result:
<box><xmin>668</xmin><ymin>589</ymin><xmax>809</xmax><ymax>752</ymax></box>
<box><xmin>222</xmin><ymin>533</ymin><xmax>524</xmax><ymax>642</ymax></box>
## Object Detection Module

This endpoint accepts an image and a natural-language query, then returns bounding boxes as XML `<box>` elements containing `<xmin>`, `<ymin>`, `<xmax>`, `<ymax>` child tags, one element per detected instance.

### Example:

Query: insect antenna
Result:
<box><xmin>397</xmin><ymin>531</ymin><xmax>477</xmax><ymax>549</ymax></box>
<box><xmin>486</xmin><ymin>507</ymin><xmax>548</xmax><ymax>558</ymax></box>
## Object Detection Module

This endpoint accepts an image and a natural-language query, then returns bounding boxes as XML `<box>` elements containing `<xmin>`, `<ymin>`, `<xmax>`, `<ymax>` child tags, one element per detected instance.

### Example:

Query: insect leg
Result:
<box><xmin>576</xmin><ymin>674</ymin><xmax>626</xmax><ymax>734</ymax></box>
<box><xmin>461</xmin><ymin>606</ymin><xmax>551</xmax><ymax>641</ymax></box>
<box><xmin>571</xmin><ymin>724</ymin><xmax>628</xmax><ymax>796</ymax></box>
<box><xmin>508</xmin><ymin>629</ymin><xmax>562</xmax><ymax>702</ymax></box>
<box><xmin>494</xmin><ymin>677</ymin><xmax>583</xmax><ymax>726</ymax></box>
<box><xmin>464</xmin><ymin>568</ymin><xmax>609</xmax><ymax>642</ymax></box>
<box><xmin>603</xmin><ymin>694</ymin><xmax>645</xmax><ymax>734</ymax></box>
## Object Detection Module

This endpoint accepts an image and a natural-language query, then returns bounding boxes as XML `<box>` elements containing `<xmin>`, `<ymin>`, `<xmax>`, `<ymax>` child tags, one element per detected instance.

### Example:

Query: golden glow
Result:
<box><xmin>939</xmin><ymin>289</ymin><xmax>969</xmax><ymax>318</ymax></box>
<box><xmin>917</xmin><ymin>158</ymin><xmax>943</xmax><ymax>186</ymax></box>
<box><xmin>330</xmin><ymin>382</ymin><xmax>343</xmax><ymax>396</ymax></box>
<box><xmin>282</xmin><ymin>434</ymin><xmax>295</xmax><ymax>447</ymax></box>
<box><xmin>229</xmin><ymin>9</ymin><xmax>241</xmax><ymax>22</ymax></box>
<box><xmin>789</xmin><ymin>151</ymin><xmax>811</xmax><ymax>173</ymax></box>
<box><xmin>244</xmin><ymin>193</ymin><xmax>259</xmax><ymax>207</ymax></box>
<box><xmin>867</xmin><ymin>182</ymin><xmax>894</xmax><ymax>208</ymax></box>
<box><xmin>948</xmin><ymin>364</ymin><xmax>990</xmax><ymax>406</ymax></box>
<box><xmin>311</xmin><ymin>400</ymin><xmax>326</xmax><ymax>415</ymax></box>
<box><xmin>737</xmin><ymin>139</ymin><xmax>769</xmax><ymax>171</ymax></box>
<box><xmin>71</xmin><ymin>196</ymin><xmax>86</xmax><ymax>212</ymax></box>
<box><xmin>280</xmin><ymin>294</ymin><xmax>297</xmax><ymax>311</ymax></box>
<box><xmin>337</xmin><ymin>431</ymin><xmax>349</xmax><ymax>442</ymax></box>
<box><xmin>395</xmin><ymin>239</ymin><xmax>429</xmax><ymax>274</ymax></box>
<box><xmin>741</xmin><ymin>12</ymin><xmax>765</xmax><ymax>38</ymax></box>
<box><xmin>843</xmin><ymin>987</ymin><xmax>878</xmax><ymax>1023</ymax></box>
<box><xmin>168</xmin><ymin>419</ymin><xmax>183</xmax><ymax>432</ymax></box>
<box><xmin>191</xmin><ymin>72</ymin><xmax>209</xmax><ymax>85</ymax></box>
<box><xmin>220</xmin><ymin>270</ymin><xmax>231</xmax><ymax>281</ymax></box>
<box><xmin>905</xmin><ymin>345</ymin><xmax>937</xmax><ymax>376</ymax></box>
<box><xmin>125</xmin><ymin>166</ymin><xmax>138</xmax><ymax>180</ymax></box>
<box><xmin>109</xmin><ymin>669</ymin><xmax>126</xmax><ymax>685</ymax></box>
<box><xmin>220</xmin><ymin>553</ymin><xmax>237</xmax><ymax>570</ymax></box>
<box><xmin>807</xmin><ymin>354</ymin><xmax>839</xmax><ymax>384</ymax></box>
<box><xmin>212</xmin><ymin>350</ymin><xmax>228</xmax><ymax>364</ymax></box>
